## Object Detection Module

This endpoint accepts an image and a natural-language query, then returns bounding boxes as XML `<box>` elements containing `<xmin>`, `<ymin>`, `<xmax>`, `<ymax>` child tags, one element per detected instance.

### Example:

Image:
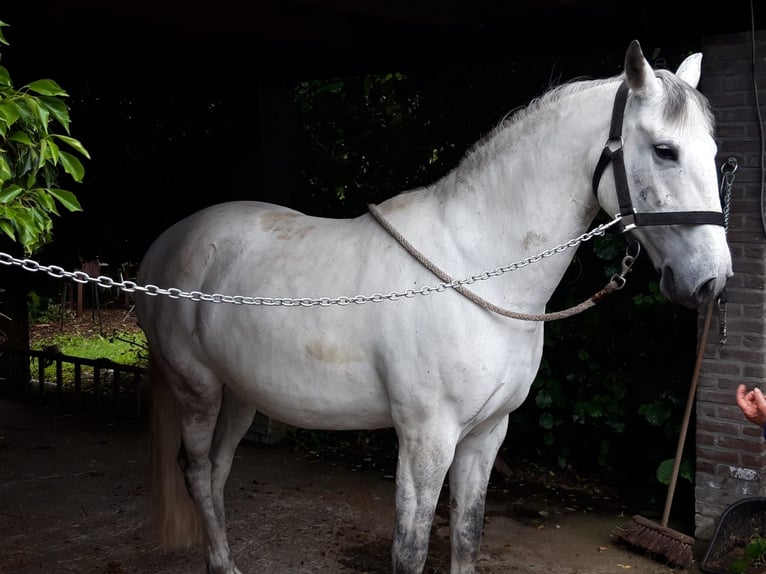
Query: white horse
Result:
<box><xmin>136</xmin><ymin>40</ymin><xmax>732</xmax><ymax>574</ymax></box>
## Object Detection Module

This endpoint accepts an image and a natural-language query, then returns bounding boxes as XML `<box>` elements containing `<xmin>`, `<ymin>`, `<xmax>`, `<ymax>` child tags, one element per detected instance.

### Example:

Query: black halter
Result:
<box><xmin>591</xmin><ymin>81</ymin><xmax>725</xmax><ymax>244</ymax></box>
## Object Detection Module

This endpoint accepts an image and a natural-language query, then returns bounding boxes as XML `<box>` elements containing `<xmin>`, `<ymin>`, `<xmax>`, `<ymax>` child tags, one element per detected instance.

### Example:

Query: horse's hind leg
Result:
<box><xmin>210</xmin><ymin>386</ymin><xmax>257</xmax><ymax>532</ymax></box>
<box><xmin>447</xmin><ymin>415</ymin><xmax>508</xmax><ymax>574</ymax></box>
<box><xmin>174</xmin><ymin>375</ymin><xmax>242</xmax><ymax>574</ymax></box>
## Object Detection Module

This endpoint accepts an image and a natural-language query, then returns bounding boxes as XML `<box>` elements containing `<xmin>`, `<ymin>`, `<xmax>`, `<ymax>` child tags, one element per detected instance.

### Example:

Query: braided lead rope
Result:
<box><xmin>367</xmin><ymin>204</ymin><xmax>632</xmax><ymax>321</ymax></box>
<box><xmin>717</xmin><ymin>157</ymin><xmax>737</xmax><ymax>346</ymax></box>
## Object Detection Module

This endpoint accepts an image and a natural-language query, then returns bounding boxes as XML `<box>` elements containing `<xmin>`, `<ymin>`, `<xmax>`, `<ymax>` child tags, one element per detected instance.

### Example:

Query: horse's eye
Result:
<box><xmin>654</xmin><ymin>144</ymin><xmax>678</xmax><ymax>161</ymax></box>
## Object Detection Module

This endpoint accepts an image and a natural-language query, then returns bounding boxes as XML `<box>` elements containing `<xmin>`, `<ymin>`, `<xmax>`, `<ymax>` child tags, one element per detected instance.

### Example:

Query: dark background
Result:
<box><xmin>0</xmin><ymin>0</ymin><xmax>762</xmax><ymax>272</ymax></box>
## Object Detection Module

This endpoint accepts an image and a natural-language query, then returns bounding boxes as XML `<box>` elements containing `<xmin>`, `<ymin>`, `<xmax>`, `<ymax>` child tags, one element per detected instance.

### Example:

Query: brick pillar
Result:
<box><xmin>695</xmin><ymin>30</ymin><xmax>766</xmax><ymax>541</ymax></box>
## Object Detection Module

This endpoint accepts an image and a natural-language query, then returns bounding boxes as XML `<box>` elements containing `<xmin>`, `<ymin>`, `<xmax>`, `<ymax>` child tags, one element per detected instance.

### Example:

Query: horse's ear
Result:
<box><xmin>675</xmin><ymin>53</ymin><xmax>702</xmax><ymax>89</ymax></box>
<box><xmin>624</xmin><ymin>39</ymin><xmax>661</xmax><ymax>98</ymax></box>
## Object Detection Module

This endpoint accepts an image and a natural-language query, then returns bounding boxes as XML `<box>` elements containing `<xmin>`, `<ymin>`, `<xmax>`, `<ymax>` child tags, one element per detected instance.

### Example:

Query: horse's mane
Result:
<box><xmin>498</xmin><ymin>76</ymin><xmax>618</xmax><ymax>133</ymax></box>
<box><xmin>458</xmin><ymin>76</ymin><xmax>619</xmax><ymax>173</ymax></box>
<box><xmin>458</xmin><ymin>70</ymin><xmax>713</xmax><ymax>176</ymax></box>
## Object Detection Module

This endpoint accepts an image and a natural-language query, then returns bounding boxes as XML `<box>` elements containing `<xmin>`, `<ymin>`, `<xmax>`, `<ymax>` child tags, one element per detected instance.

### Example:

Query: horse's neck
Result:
<box><xmin>383</xmin><ymin>81</ymin><xmax>616</xmax><ymax>308</ymax></box>
<box><xmin>460</xmin><ymin>85</ymin><xmax>615</xmax><ymax>245</ymax></box>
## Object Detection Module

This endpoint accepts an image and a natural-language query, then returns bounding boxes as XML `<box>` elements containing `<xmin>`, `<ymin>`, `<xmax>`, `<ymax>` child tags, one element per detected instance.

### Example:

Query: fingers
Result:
<box><xmin>754</xmin><ymin>387</ymin><xmax>766</xmax><ymax>412</ymax></box>
<box><xmin>737</xmin><ymin>383</ymin><xmax>749</xmax><ymax>400</ymax></box>
<box><xmin>736</xmin><ymin>385</ymin><xmax>766</xmax><ymax>427</ymax></box>
<box><xmin>736</xmin><ymin>383</ymin><xmax>753</xmax><ymax>410</ymax></box>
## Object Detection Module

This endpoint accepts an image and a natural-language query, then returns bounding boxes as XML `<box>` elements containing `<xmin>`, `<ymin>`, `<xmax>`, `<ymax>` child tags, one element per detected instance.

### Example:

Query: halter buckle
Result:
<box><xmin>616</xmin><ymin>211</ymin><xmax>637</xmax><ymax>233</ymax></box>
<box><xmin>604</xmin><ymin>136</ymin><xmax>624</xmax><ymax>153</ymax></box>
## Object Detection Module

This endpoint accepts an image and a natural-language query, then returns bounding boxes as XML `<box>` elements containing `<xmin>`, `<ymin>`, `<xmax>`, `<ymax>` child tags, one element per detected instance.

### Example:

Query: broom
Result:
<box><xmin>615</xmin><ymin>299</ymin><xmax>715</xmax><ymax>568</ymax></box>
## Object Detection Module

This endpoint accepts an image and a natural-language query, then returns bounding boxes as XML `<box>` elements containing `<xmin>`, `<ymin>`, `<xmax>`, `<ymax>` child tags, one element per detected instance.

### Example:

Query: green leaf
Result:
<box><xmin>539</xmin><ymin>412</ymin><xmax>555</xmax><ymax>430</ymax></box>
<box><xmin>8</xmin><ymin>130</ymin><xmax>34</xmax><ymax>145</ymax></box>
<box><xmin>656</xmin><ymin>457</ymin><xmax>693</xmax><ymax>485</ymax></box>
<box><xmin>593</xmin><ymin>234</ymin><xmax>620</xmax><ymax>260</ymax></box>
<box><xmin>0</xmin><ymin>183</ymin><xmax>23</xmax><ymax>203</ymax></box>
<box><xmin>19</xmin><ymin>224</ymin><xmax>39</xmax><ymax>253</ymax></box>
<box><xmin>0</xmin><ymin>218</ymin><xmax>15</xmax><ymax>241</ymax></box>
<box><xmin>39</xmin><ymin>96</ymin><xmax>71</xmax><ymax>133</ymax></box>
<box><xmin>587</xmin><ymin>402</ymin><xmax>604</xmax><ymax>417</ymax></box>
<box><xmin>0</xmin><ymin>155</ymin><xmax>11</xmax><ymax>183</ymax></box>
<box><xmin>744</xmin><ymin>537</ymin><xmax>766</xmax><ymax>561</ymax></box>
<box><xmin>535</xmin><ymin>389</ymin><xmax>552</xmax><ymax>408</ymax></box>
<box><xmin>58</xmin><ymin>151</ymin><xmax>85</xmax><ymax>182</ymax></box>
<box><xmin>52</xmin><ymin>134</ymin><xmax>90</xmax><ymax>159</ymax></box>
<box><xmin>24</xmin><ymin>79</ymin><xmax>68</xmax><ymax>97</ymax></box>
<box><xmin>31</xmin><ymin>98</ymin><xmax>51</xmax><ymax>132</ymax></box>
<box><xmin>37</xmin><ymin>138</ymin><xmax>49</xmax><ymax>169</ymax></box>
<box><xmin>31</xmin><ymin>188</ymin><xmax>57</xmax><ymax>213</ymax></box>
<box><xmin>0</xmin><ymin>100</ymin><xmax>21</xmax><ymax>128</ymax></box>
<box><xmin>14</xmin><ymin>208</ymin><xmax>35</xmax><ymax>230</ymax></box>
<box><xmin>46</xmin><ymin>188</ymin><xmax>82</xmax><ymax>212</ymax></box>
<box><xmin>0</xmin><ymin>22</ymin><xmax>8</xmax><ymax>47</ymax></box>
<box><xmin>43</xmin><ymin>137</ymin><xmax>60</xmax><ymax>164</ymax></box>
<box><xmin>638</xmin><ymin>401</ymin><xmax>671</xmax><ymax>426</ymax></box>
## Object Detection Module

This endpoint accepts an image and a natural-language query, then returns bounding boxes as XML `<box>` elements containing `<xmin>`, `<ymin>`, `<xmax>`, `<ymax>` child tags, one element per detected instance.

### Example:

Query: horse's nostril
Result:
<box><xmin>696</xmin><ymin>277</ymin><xmax>718</xmax><ymax>304</ymax></box>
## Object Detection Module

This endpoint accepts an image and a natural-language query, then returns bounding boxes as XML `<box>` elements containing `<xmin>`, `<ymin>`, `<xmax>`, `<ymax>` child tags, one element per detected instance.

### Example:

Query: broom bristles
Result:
<box><xmin>615</xmin><ymin>514</ymin><xmax>694</xmax><ymax>568</ymax></box>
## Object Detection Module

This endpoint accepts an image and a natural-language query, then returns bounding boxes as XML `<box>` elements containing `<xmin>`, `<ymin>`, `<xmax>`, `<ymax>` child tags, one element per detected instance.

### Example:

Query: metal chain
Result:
<box><xmin>0</xmin><ymin>216</ymin><xmax>621</xmax><ymax>308</ymax></box>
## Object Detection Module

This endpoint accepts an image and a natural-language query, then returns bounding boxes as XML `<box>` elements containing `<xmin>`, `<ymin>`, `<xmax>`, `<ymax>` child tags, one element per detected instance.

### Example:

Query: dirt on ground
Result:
<box><xmin>0</xmin><ymin>307</ymin><xmax>708</xmax><ymax>574</ymax></box>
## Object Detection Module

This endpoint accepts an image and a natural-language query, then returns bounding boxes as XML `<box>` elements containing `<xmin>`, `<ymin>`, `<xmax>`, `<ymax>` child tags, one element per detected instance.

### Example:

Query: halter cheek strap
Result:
<box><xmin>591</xmin><ymin>80</ymin><xmax>725</xmax><ymax>243</ymax></box>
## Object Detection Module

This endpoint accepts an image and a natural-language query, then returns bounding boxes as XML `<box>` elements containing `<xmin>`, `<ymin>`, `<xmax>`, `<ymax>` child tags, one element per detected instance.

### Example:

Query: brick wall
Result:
<box><xmin>695</xmin><ymin>30</ymin><xmax>766</xmax><ymax>541</ymax></box>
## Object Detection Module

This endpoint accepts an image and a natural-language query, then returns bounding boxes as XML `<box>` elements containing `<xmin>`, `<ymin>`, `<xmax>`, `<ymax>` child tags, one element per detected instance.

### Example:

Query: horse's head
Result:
<box><xmin>594</xmin><ymin>40</ymin><xmax>733</xmax><ymax>308</ymax></box>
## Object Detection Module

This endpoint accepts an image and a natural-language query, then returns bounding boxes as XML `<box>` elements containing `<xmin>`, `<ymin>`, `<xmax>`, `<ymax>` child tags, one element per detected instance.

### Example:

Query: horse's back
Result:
<box><xmin>139</xmin><ymin>201</ymin><xmax>303</xmax><ymax>279</ymax></box>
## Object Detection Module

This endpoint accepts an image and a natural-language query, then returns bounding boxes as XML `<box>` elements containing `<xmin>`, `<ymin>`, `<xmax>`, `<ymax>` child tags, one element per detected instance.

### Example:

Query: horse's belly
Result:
<box><xmin>221</xmin><ymin>354</ymin><xmax>394</xmax><ymax>430</ymax></box>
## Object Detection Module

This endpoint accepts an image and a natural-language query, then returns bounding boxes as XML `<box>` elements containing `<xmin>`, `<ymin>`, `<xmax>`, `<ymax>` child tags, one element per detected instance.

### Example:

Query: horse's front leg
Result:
<box><xmin>392</xmin><ymin>425</ymin><xmax>457</xmax><ymax>574</ymax></box>
<box><xmin>447</xmin><ymin>414</ymin><xmax>509</xmax><ymax>574</ymax></box>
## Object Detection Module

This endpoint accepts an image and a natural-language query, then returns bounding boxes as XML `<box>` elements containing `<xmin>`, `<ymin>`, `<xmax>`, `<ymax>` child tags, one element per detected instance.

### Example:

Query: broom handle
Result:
<box><xmin>661</xmin><ymin>299</ymin><xmax>715</xmax><ymax>527</ymax></box>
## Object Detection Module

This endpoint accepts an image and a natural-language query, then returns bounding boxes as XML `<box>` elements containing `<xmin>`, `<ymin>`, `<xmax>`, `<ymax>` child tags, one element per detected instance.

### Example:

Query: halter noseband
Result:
<box><xmin>591</xmin><ymin>81</ymin><xmax>725</xmax><ymax>244</ymax></box>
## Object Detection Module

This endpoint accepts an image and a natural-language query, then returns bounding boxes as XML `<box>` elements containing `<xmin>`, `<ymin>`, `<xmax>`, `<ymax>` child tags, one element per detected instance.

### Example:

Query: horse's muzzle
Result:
<box><xmin>659</xmin><ymin>268</ymin><xmax>729</xmax><ymax>309</ymax></box>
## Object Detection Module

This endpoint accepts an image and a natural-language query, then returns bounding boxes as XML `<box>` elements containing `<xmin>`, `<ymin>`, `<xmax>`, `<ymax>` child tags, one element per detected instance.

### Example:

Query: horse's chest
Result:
<box><xmin>381</xmin><ymin>319</ymin><xmax>545</xmax><ymax>412</ymax></box>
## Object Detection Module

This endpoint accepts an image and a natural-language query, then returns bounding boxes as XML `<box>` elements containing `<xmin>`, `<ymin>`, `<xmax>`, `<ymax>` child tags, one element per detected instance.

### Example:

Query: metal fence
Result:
<box><xmin>0</xmin><ymin>347</ymin><xmax>148</xmax><ymax>417</ymax></box>
<box><xmin>0</xmin><ymin>348</ymin><xmax>280</xmax><ymax>441</ymax></box>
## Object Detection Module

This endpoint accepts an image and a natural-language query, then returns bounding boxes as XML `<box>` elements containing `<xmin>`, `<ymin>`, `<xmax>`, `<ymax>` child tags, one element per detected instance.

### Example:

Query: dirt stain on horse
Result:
<box><xmin>305</xmin><ymin>339</ymin><xmax>364</xmax><ymax>363</ymax></box>
<box><xmin>260</xmin><ymin>211</ymin><xmax>316</xmax><ymax>240</ymax></box>
<box><xmin>522</xmin><ymin>230</ymin><xmax>548</xmax><ymax>251</ymax></box>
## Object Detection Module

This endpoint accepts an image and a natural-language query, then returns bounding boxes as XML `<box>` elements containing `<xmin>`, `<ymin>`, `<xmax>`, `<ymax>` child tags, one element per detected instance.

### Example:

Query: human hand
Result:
<box><xmin>736</xmin><ymin>384</ymin><xmax>766</xmax><ymax>428</ymax></box>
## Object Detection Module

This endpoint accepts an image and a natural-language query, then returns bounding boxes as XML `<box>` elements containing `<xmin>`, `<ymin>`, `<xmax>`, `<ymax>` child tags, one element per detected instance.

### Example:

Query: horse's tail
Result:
<box><xmin>149</xmin><ymin>356</ymin><xmax>203</xmax><ymax>548</ymax></box>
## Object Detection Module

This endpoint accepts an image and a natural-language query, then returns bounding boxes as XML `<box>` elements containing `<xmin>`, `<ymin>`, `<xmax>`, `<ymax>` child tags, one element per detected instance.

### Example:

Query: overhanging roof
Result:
<box><xmin>2</xmin><ymin>0</ymin><xmax>763</xmax><ymax>79</ymax></box>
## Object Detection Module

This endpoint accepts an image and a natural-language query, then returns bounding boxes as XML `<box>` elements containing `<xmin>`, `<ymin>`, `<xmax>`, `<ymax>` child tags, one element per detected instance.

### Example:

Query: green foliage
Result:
<box><xmin>27</xmin><ymin>290</ymin><xmax>59</xmax><ymax>323</ymax></box>
<box><xmin>730</xmin><ymin>535</ymin><xmax>766</xmax><ymax>574</ymax></box>
<box><xmin>745</xmin><ymin>536</ymin><xmax>766</xmax><ymax>563</ymax></box>
<box><xmin>295</xmin><ymin>73</ymin><xmax>460</xmax><ymax>216</ymax></box>
<box><xmin>31</xmin><ymin>330</ymin><xmax>145</xmax><ymax>364</ymax></box>
<box><xmin>656</xmin><ymin>457</ymin><xmax>694</xmax><ymax>485</ymax></box>
<box><xmin>0</xmin><ymin>20</ymin><xmax>89</xmax><ymax>254</ymax></box>
<box><xmin>30</xmin><ymin>328</ymin><xmax>147</xmax><ymax>381</ymax></box>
